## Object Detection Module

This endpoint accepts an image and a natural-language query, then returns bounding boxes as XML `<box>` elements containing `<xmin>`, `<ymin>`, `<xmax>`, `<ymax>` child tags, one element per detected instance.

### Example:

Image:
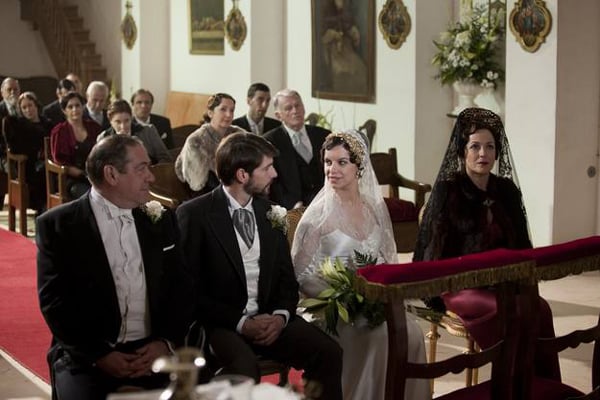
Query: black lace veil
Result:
<box><xmin>413</xmin><ymin>107</ymin><xmax>527</xmax><ymax>261</ymax></box>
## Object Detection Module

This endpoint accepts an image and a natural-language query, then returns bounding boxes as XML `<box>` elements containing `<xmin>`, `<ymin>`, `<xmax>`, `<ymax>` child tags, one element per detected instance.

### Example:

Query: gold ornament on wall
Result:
<box><xmin>120</xmin><ymin>1</ymin><xmax>137</xmax><ymax>50</ymax></box>
<box><xmin>378</xmin><ymin>0</ymin><xmax>411</xmax><ymax>50</ymax></box>
<box><xmin>225</xmin><ymin>0</ymin><xmax>247</xmax><ymax>51</ymax></box>
<box><xmin>509</xmin><ymin>0</ymin><xmax>552</xmax><ymax>53</ymax></box>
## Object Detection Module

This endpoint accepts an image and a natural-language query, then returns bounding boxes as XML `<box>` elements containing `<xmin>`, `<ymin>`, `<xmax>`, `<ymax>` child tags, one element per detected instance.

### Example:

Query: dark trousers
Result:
<box><xmin>51</xmin><ymin>339</ymin><xmax>168</xmax><ymax>400</ymax></box>
<box><xmin>208</xmin><ymin>317</ymin><xmax>343</xmax><ymax>400</ymax></box>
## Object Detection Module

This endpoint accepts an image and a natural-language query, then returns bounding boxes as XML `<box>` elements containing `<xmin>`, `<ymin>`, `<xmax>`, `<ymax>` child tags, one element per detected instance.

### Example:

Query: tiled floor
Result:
<box><xmin>1</xmin><ymin>209</ymin><xmax>597</xmax><ymax>398</ymax></box>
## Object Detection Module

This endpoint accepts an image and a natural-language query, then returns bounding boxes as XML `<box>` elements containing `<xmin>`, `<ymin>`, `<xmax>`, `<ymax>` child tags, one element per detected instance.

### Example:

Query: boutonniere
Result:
<box><xmin>266</xmin><ymin>205</ymin><xmax>288</xmax><ymax>234</ymax></box>
<box><xmin>142</xmin><ymin>200</ymin><xmax>165</xmax><ymax>223</ymax></box>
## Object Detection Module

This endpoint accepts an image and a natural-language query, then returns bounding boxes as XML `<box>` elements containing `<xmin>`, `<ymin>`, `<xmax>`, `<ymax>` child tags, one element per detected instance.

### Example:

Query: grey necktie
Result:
<box><xmin>233</xmin><ymin>208</ymin><xmax>255</xmax><ymax>248</ymax></box>
<box><xmin>118</xmin><ymin>213</ymin><xmax>143</xmax><ymax>282</ymax></box>
<box><xmin>292</xmin><ymin>132</ymin><xmax>312</xmax><ymax>163</ymax></box>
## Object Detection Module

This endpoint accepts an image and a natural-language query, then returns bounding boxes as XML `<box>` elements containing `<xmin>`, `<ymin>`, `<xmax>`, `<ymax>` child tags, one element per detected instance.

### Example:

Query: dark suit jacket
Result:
<box><xmin>37</xmin><ymin>194</ymin><xmax>194</xmax><ymax>367</ymax></box>
<box><xmin>263</xmin><ymin>124</ymin><xmax>330</xmax><ymax>209</ymax></box>
<box><xmin>0</xmin><ymin>100</ymin><xmax>10</xmax><ymax>119</ymax></box>
<box><xmin>176</xmin><ymin>186</ymin><xmax>299</xmax><ymax>331</ymax></box>
<box><xmin>83</xmin><ymin>107</ymin><xmax>111</xmax><ymax>130</ymax></box>
<box><xmin>232</xmin><ymin>115</ymin><xmax>281</xmax><ymax>135</ymax></box>
<box><xmin>148</xmin><ymin>113</ymin><xmax>174</xmax><ymax>149</ymax></box>
<box><xmin>42</xmin><ymin>100</ymin><xmax>65</xmax><ymax>129</ymax></box>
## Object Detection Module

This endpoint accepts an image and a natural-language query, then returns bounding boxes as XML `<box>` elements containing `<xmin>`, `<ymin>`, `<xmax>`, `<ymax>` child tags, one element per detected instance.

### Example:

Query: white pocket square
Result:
<box><xmin>163</xmin><ymin>244</ymin><xmax>175</xmax><ymax>251</ymax></box>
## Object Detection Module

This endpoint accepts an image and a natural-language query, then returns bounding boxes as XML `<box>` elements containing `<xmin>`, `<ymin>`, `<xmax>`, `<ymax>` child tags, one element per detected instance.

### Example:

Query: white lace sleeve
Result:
<box><xmin>291</xmin><ymin>219</ymin><xmax>330</xmax><ymax>298</ymax></box>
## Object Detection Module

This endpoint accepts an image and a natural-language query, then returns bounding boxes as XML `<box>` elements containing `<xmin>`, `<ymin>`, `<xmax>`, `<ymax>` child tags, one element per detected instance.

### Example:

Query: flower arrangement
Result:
<box><xmin>142</xmin><ymin>200</ymin><xmax>165</xmax><ymax>223</ymax></box>
<box><xmin>267</xmin><ymin>205</ymin><xmax>288</xmax><ymax>234</ymax></box>
<box><xmin>432</xmin><ymin>5</ymin><xmax>504</xmax><ymax>88</ymax></box>
<box><xmin>299</xmin><ymin>251</ymin><xmax>385</xmax><ymax>336</ymax></box>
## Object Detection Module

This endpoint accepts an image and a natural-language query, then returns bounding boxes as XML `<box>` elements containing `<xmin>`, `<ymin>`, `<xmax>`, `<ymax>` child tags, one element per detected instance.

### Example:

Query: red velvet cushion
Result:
<box><xmin>357</xmin><ymin>248</ymin><xmax>530</xmax><ymax>285</ymax></box>
<box><xmin>519</xmin><ymin>235</ymin><xmax>600</xmax><ymax>266</ymax></box>
<box><xmin>383</xmin><ymin>197</ymin><xmax>418</xmax><ymax>222</ymax></box>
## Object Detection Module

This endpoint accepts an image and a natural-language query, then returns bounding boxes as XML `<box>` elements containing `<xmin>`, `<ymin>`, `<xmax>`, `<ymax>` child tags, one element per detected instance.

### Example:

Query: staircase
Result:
<box><xmin>21</xmin><ymin>0</ymin><xmax>108</xmax><ymax>87</ymax></box>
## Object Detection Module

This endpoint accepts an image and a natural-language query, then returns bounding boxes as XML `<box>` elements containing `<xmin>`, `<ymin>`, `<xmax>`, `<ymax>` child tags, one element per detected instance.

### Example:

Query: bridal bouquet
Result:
<box><xmin>299</xmin><ymin>251</ymin><xmax>385</xmax><ymax>336</ymax></box>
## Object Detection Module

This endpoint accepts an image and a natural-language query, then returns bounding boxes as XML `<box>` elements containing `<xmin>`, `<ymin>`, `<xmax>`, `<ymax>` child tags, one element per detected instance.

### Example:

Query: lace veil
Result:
<box><xmin>413</xmin><ymin>107</ymin><xmax>526</xmax><ymax>261</ymax></box>
<box><xmin>292</xmin><ymin>129</ymin><xmax>398</xmax><ymax>267</ymax></box>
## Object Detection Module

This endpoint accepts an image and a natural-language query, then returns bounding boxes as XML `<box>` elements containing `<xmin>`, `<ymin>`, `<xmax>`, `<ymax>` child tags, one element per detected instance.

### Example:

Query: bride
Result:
<box><xmin>291</xmin><ymin>130</ymin><xmax>430</xmax><ymax>400</ymax></box>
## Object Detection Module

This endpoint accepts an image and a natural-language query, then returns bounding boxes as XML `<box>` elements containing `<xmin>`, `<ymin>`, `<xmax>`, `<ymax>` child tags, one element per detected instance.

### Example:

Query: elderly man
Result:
<box><xmin>83</xmin><ymin>81</ymin><xmax>110</xmax><ymax>130</ymax></box>
<box><xmin>232</xmin><ymin>83</ymin><xmax>281</xmax><ymax>136</ymax></box>
<box><xmin>131</xmin><ymin>89</ymin><xmax>174</xmax><ymax>149</ymax></box>
<box><xmin>263</xmin><ymin>89</ymin><xmax>330</xmax><ymax>210</ymax></box>
<box><xmin>37</xmin><ymin>135</ymin><xmax>193</xmax><ymax>400</ymax></box>
<box><xmin>0</xmin><ymin>77</ymin><xmax>21</xmax><ymax>118</ymax></box>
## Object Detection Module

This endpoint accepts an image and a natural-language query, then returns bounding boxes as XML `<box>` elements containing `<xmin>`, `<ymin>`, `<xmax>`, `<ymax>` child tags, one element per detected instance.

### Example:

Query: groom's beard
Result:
<box><xmin>243</xmin><ymin>177</ymin><xmax>272</xmax><ymax>198</ymax></box>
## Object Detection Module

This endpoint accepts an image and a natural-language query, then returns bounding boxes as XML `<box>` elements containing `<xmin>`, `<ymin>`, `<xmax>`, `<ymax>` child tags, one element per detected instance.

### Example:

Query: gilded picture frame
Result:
<box><xmin>225</xmin><ymin>1</ymin><xmax>247</xmax><ymax>51</ymax></box>
<box><xmin>509</xmin><ymin>0</ymin><xmax>552</xmax><ymax>53</ymax></box>
<box><xmin>378</xmin><ymin>0</ymin><xmax>411</xmax><ymax>50</ymax></box>
<box><xmin>311</xmin><ymin>0</ymin><xmax>376</xmax><ymax>103</ymax></box>
<box><xmin>189</xmin><ymin>0</ymin><xmax>225</xmax><ymax>55</ymax></box>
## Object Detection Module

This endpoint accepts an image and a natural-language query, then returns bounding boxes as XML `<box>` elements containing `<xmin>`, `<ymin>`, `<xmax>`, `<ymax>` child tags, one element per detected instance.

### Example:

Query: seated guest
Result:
<box><xmin>263</xmin><ymin>89</ymin><xmax>330</xmax><ymax>209</ymax></box>
<box><xmin>3</xmin><ymin>91</ymin><xmax>52</xmax><ymax>214</ymax></box>
<box><xmin>83</xmin><ymin>81</ymin><xmax>110</xmax><ymax>130</ymax></box>
<box><xmin>97</xmin><ymin>99</ymin><xmax>171</xmax><ymax>164</ymax></box>
<box><xmin>42</xmin><ymin>78</ymin><xmax>77</xmax><ymax>129</ymax></box>
<box><xmin>413</xmin><ymin>107</ymin><xmax>560</xmax><ymax>380</ymax></box>
<box><xmin>131</xmin><ymin>89</ymin><xmax>174</xmax><ymax>149</ymax></box>
<box><xmin>50</xmin><ymin>92</ymin><xmax>102</xmax><ymax>199</ymax></box>
<box><xmin>37</xmin><ymin>135</ymin><xmax>194</xmax><ymax>400</ymax></box>
<box><xmin>176</xmin><ymin>132</ymin><xmax>343</xmax><ymax>400</ymax></box>
<box><xmin>65</xmin><ymin>72</ymin><xmax>83</xmax><ymax>94</ymax></box>
<box><xmin>232</xmin><ymin>82</ymin><xmax>281</xmax><ymax>135</ymax></box>
<box><xmin>0</xmin><ymin>77</ymin><xmax>21</xmax><ymax>118</ymax></box>
<box><xmin>175</xmin><ymin>93</ymin><xmax>244</xmax><ymax>196</ymax></box>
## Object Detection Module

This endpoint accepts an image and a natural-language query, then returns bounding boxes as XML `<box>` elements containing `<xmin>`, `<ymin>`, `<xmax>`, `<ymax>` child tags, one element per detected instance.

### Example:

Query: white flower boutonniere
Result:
<box><xmin>142</xmin><ymin>200</ymin><xmax>165</xmax><ymax>223</ymax></box>
<box><xmin>267</xmin><ymin>205</ymin><xmax>288</xmax><ymax>234</ymax></box>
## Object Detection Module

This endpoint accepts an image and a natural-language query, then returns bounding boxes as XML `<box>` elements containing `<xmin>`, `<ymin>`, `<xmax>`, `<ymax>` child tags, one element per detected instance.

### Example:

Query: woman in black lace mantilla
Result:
<box><xmin>414</xmin><ymin>107</ymin><xmax>560</xmax><ymax>380</ymax></box>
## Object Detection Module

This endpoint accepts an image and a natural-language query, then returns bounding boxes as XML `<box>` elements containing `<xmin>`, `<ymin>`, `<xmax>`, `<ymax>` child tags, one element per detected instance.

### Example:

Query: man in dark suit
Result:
<box><xmin>83</xmin><ymin>80</ymin><xmax>111</xmax><ymax>130</ymax></box>
<box><xmin>263</xmin><ymin>89</ymin><xmax>330</xmax><ymax>210</ymax></box>
<box><xmin>42</xmin><ymin>78</ymin><xmax>77</xmax><ymax>128</ymax></box>
<box><xmin>177</xmin><ymin>133</ymin><xmax>343</xmax><ymax>400</ymax></box>
<box><xmin>37</xmin><ymin>135</ymin><xmax>193</xmax><ymax>400</ymax></box>
<box><xmin>232</xmin><ymin>83</ymin><xmax>281</xmax><ymax>135</ymax></box>
<box><xmin>0</xmin><ymin>77</ymin><xmax>20</xmax><ymax>118</ymax></box>
<box><xmin>131</xmin><ymin>89</ymin><xmax>174</xmax><ymax>149</ymax></box>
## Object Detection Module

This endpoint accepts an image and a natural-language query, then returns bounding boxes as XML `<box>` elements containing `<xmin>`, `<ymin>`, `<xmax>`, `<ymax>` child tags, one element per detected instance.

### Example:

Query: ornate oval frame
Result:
<box><xmin>121</xmin><ymin>1</ymin><xmax>137</xmax><ymax>50</ymax></box>
<box><xmin>225</xmin><ymin>1</ymin><xmax>247</xmax><ymax>51</ymax></box>
<box><xmin>378</xmin><ymin>0</ymin><xmax>411</xmax><ymax>50</ymax></box>
<box><xmin>509</xmin><ymin>0</ymin><xmax>552</xmax><ymax>53</ymax></box>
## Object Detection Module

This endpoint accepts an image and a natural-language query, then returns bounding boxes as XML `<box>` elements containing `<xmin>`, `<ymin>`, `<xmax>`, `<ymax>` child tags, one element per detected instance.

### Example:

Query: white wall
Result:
<box><xmin>121</xmin><ymin>0</ymin><xmax>170</xmax><ymax>114</ymax></box>
<box><xmin>0</xmin><ymin>0</ymin><xmax>56</xmax><ymax>77</ymax></box>
<box><xmin>553</xmin><ymin>0</ymin><xmax>600</xmax><ymax>243</ymax></box>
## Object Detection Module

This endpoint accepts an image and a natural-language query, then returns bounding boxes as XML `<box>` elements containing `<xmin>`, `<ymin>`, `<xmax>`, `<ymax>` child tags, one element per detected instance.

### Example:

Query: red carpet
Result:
<box><xmin>0</xmin><ymin>228</ymin><xmax>51</xmax><ymax>382</ymax></box>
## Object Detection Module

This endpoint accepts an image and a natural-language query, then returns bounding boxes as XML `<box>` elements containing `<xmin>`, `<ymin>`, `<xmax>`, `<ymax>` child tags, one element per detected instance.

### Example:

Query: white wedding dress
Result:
<box><xmin>295</xmin><ymin>229</ymin><xmax>431</xmax><ymax>400</ymax></box>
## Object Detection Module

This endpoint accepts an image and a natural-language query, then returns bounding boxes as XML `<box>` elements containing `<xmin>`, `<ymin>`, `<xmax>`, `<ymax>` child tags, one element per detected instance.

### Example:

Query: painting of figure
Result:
<box><xmin>311</xmin><ymin>0</ymin><xmax>375</xmax><ymax>103</ymax></box>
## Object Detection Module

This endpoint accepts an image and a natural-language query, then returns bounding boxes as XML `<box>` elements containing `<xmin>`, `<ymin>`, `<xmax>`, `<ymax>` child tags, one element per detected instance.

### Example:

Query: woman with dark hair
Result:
<box><xmin>2</xmin><ymin>91</ymin><xmax>52</xmax><ymax>213</ymax></box>
<box><xmin>97</xmin><ymin>99</ymin><xmax>171</xmax><ymax>164</ymax></box>
<box><xmin>175</xmin><ymin>93</ymin><xmax>245</xmax><ymax>196</ymax></box>
<box><xmin>50</xmin><ymin>92</ymin><xmax>102</xmax><ymax>199</ymax></box>
<box><xmin>293</xmin><ymin>130</ymin><xmax>429</xmax><ymax>400</ymax></box>
<box><xmin>413</xmin><ymin>107</ymin><xmax>560</xmax><ymax>380</ymax></box>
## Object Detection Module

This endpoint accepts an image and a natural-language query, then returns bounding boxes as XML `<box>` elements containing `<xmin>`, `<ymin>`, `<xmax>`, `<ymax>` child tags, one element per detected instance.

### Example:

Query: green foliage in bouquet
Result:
<box><xmin>299</xmin><ymin>251</ymin><xmax>385</xmax><ymax>336</ymax></box>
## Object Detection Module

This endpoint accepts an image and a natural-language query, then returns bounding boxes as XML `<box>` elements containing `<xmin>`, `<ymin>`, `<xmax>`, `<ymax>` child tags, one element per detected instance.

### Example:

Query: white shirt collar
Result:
<box><xmin>89</xmin><ymin>188</ymin><xmax>133</xmax><ymax>220</ymax></box>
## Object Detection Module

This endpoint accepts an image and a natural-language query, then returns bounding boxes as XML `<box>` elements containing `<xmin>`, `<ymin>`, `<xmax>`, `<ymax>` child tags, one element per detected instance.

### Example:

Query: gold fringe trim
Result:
<box><xmin>354</xmin><ymin>261</ymin><xmax>534</xmax><ymax>303</ymax></box>
<box><xmin>535</xmin><ymin>254</ymin><xmax>600</xmax><ymax>281</ymax></box>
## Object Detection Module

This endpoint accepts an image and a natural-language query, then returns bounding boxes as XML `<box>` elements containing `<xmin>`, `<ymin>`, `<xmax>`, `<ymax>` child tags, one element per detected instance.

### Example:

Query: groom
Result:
<box><xmin>177</xmin><ymin>133</ymin><xmax>343</xmax><ymax>400</ymax></box>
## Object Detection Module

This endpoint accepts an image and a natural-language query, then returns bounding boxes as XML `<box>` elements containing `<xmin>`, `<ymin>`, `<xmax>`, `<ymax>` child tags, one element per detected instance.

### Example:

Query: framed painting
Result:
<box><xmin>509</xmin><ymin>0</ymin><xmax>552</xmax><ymax>53</ymax></box>
<box><xmin>189</xmin><ymin>0</ymin><xmax>225</xmax><ymax>55</ymax></box>
<box><xmin>311</xmin><ymin>0</ymin><xmax>376</xmax><ymax>103</ymax></box>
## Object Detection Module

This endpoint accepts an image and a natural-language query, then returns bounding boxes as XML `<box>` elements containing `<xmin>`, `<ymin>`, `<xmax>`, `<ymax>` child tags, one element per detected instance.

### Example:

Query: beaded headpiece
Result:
<box><xmin>326</xmin><ymin>132</ymin><xmax>367</xmax><ymax>168</ymax></box>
